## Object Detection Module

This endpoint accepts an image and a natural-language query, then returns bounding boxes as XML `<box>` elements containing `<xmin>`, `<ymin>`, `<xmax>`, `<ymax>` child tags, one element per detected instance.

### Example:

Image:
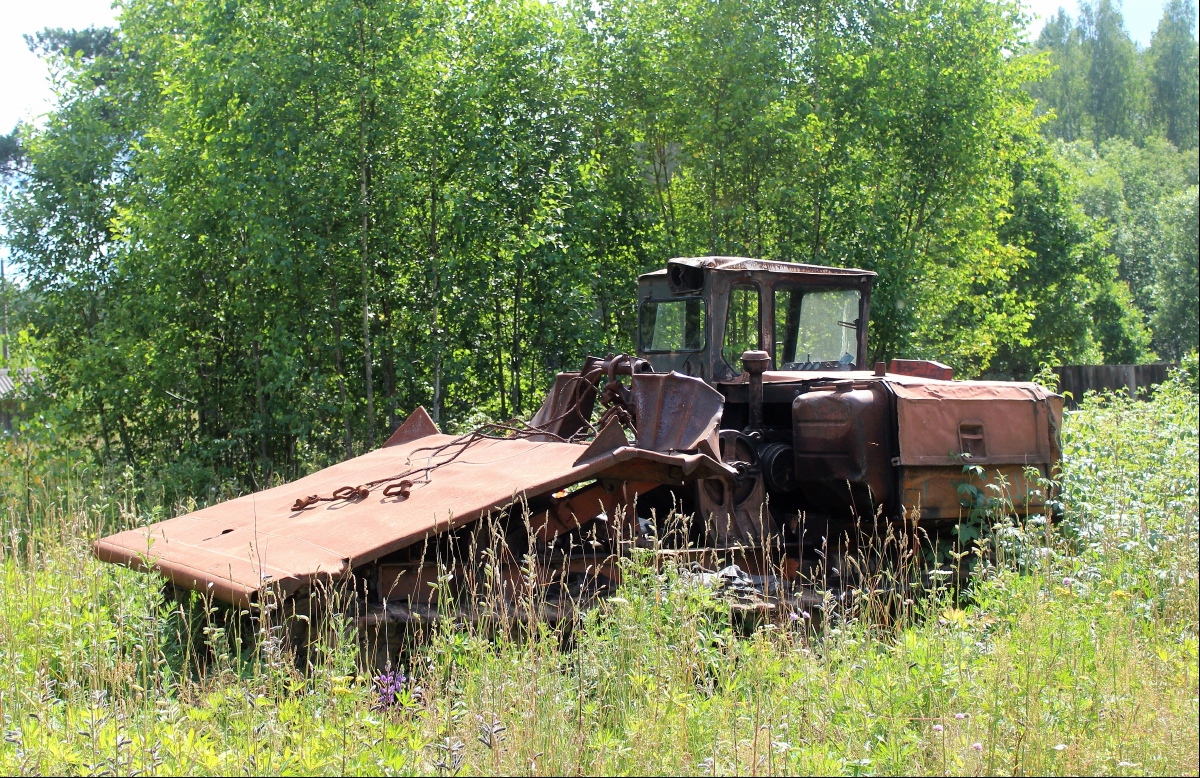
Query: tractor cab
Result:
<box><xmin>636</xmin><ymin>257</ymin><xmax>876</xmax><ymax>383</ymax></box>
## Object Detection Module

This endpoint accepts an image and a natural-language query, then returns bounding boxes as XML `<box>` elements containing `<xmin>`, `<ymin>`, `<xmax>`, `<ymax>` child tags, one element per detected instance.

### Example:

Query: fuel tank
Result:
<box><xmin>791</xmin><ymin>380</ymin><xmax>892</xmax><ymax>516</ymax></box>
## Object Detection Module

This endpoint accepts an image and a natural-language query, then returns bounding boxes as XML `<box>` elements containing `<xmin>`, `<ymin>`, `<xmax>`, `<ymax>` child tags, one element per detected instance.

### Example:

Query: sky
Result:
<box><xmin>0</xmin><ymin>0</ymin><xmax>1192</xmax><ymax>134</ymax></box>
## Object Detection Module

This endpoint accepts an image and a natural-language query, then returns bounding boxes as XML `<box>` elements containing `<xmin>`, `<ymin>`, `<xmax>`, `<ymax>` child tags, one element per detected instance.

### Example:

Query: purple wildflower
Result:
<box><xmin>972</xmin><ymin>743</ymin><xmax>983</xmax><ymax>752</ymax></box>
<box><xmin>373</xmin><ymin>664</ymin><xmax>409</xmax><ymax>710</ymax></box>
<box><xmin>954</xmin><ymin>713</ymin><xmax>967</xmax><ymax>720</ymax></box>
<box><xmin>933</xmin><ymin>724</ymin><xmax>944</xmax><ymax>732</ymax></box>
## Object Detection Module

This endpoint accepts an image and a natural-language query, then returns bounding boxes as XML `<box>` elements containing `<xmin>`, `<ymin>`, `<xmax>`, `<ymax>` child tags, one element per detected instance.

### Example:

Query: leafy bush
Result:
<box><xmin>0</xmin><ymin>368</ymin><xmax>1196</xmax><ymax>775</ymax></box>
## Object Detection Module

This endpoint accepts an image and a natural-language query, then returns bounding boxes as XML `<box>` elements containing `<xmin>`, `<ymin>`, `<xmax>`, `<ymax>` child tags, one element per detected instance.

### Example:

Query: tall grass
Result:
<box><xmin>0</xmin><ymin>369</ymin><xmax>1196</xmax><ymax>776</ymax></box>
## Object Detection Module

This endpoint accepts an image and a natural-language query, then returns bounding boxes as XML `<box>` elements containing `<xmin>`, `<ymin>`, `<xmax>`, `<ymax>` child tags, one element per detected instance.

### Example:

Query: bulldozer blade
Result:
<box><xmin>94</xmin><ymin>407</ymin><xmax>733</xmax><ymax>606</ymax></box>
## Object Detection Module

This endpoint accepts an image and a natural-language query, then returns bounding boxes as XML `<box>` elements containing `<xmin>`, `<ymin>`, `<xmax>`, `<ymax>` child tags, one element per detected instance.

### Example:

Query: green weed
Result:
<box><xmin>0</xmin><ymin>373</ymin><xmax>1195</xmax><ymax>775</ymax></box>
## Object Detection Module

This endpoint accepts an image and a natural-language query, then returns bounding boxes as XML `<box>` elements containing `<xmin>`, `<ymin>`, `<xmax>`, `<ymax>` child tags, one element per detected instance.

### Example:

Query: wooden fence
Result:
<box><xmin>1053</xmin><ymin>364</ymin><xmax>1176</xmax><ymax>407</ymax></box>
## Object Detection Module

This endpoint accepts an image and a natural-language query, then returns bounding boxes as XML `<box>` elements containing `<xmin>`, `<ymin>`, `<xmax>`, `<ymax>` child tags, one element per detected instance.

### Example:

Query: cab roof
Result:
<box><xmin>638</xmin><ymin>256</ymin><xmax>876</xmax><ymax>280</ymax></box>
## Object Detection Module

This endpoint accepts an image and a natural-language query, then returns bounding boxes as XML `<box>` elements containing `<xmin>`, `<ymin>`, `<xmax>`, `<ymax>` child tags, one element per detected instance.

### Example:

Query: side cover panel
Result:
<box><xmin>892</xmin><ymin>380</ymin><xmax>1063</xmax><ymax>522</ymax></box>
<box><xmin>892</xmin><ymin>381</ymin><xmax>1061</xmax><ymax>466</ymax></box>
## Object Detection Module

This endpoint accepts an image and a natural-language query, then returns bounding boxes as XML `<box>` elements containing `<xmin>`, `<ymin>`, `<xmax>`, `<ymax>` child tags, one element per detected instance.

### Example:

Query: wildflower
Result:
<box><xmin>800</xmin><ymin>610</ymin><xmax>811</xmax><ymax>620</ymax></box>
<box><xmin>971</xmin><ymin>742</ymin><xmax>983</xmax><ymax>751</ymax></box>
<box><xmin>954</xmin><ymin>713</ymin><xmax>967</xmax><ymax>720</ymax></box>
<box><xmin>1062</xmin><ymin>577</ymin><xmax>1075</xmax><ymax>586</ymax></box>
<box><xmin>789</xmin><ymin>611</ymin><xmax>801</xmax><ymax>622</ymax></box>
<box><xmin>933</xmin><ymin>724</ymin><xmax>944</xmax><ymax>732</ymax></box>
<box><xmin>373</xmin><ymin>664</ymin><xmax>409</xmax><ymax>710</ymax></box>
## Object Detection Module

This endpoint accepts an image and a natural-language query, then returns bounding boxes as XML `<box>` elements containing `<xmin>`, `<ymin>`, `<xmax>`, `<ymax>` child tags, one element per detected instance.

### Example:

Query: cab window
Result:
<box><xmin>775</xmin><ymin>286</ymin><xmax>860</xmax><ymax>369</ymax></box>
<box><xmin>723</xmin><ymin>284</ymin><xmax>761</xmax><ymax>369</ymax></box>
<box><xmin>639</xmin><ymin>298</ymin><xmax>706</xmax><ymax>352</ymax></box>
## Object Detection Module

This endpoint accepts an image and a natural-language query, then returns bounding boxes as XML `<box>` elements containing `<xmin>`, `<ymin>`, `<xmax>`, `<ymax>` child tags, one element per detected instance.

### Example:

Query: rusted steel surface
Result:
<box><xmin>722</xmin><ymin>370</ymin><xmax>1062</xmax><ymax>521</ymax></box>
<box><xmin>637</xmin><ymin>258</ymin><xmax>876</xmax><ymax>383</ymax></box>
<box><xmin>792</xmin><ymin>381</ymin><xmax>892</xmax><ymax>505</ymax></box>
<box><xmin>631</xmin><ymin>371</ymin><xmax>724</xmax><ymax>459</ymax></box>
<box><xmin>531</xmin><ymin>478</ymin><xmax>663</xmax><ymax>542</ymax></box>
<box><xmin>888</xmin><ymin>359</ymin><xmax>954</xmax><ymax>380</ymax></box>
<box><xmin>94</xmin><ymin>426</ymin><xmax>733</xmax><ymax>605</ymax></box>
<box><xmin>899</xmin><ymin>464</ymin><xmax>1051</xmax><ymax>522</ymax></box>
<box><xmin>92</xmin><ymin>256</ymin><xmax>1073</xmax><ymax>627</ymax></box>
<box><xmin>749</xmin><ymin>370</ymin><xmax>1036</xmax><ymax>385</ymax></box>
<box><xmin>528</xmin><ymin>371</ymin><xmax>598</xmax><ymax>439</ymax></box>
<box><xmin>528</xmin><ymin>354</ymin><xmax>657</xmax><ymax>441</ymax></box>
<box><xmin>382</xmin><ymin>406</ymin><xmax>439</xmax><ymax>447</ymax></box>
<box><xmin>646</xmin><ymin>255</ymin><xmax>876</xmax><ymax>279</ymax></box>
<box><xmin>891</xmin><ymin>381</ymin><xmax>1061</xmax><ymax>466</ymax></box>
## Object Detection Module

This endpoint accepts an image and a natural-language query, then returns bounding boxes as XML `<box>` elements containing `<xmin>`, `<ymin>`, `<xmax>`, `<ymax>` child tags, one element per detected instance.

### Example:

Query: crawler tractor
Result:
<box><xmin>96</xmin><ymin>257</ymin><xmax>1063</xmax><ymax>656</ymax></box>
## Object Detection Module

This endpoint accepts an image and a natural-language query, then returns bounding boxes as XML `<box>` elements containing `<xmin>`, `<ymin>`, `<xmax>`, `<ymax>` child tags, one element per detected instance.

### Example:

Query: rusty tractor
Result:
<box><xmin>95</xmin><ymin>257</ymin><xmax>1062</xmax><ymax>658</ymax></box>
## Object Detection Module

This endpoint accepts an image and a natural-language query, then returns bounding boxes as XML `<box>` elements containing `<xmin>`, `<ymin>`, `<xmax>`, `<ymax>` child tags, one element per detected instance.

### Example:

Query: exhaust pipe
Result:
<box><xmin>740</xmin><ymin>350</ymin><xmax>771</xmax><ymax>431</ymax></box>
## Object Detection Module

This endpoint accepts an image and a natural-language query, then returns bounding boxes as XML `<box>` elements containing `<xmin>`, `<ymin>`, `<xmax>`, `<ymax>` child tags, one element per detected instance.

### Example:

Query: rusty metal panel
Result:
<box><xmin>631</xmin><ymin>371</ymin><xmax>723</xmax><ymax>459</ymax></box>
<box><xmin>756</xmin><ymin>370</ymin><xmax>878</xmax><ymax>383</ymax></box>
<box><xmin>528</xmin><ymin>371</ymin><xmax>598</xmax><ymax>439</ymax></box>
<box><xmin>791</xmin><ymin>382</ymin><xmax>891</xmax><ymax>504</ymax></box>
<box><xmin>378</xmin><ymin>562</ymin><xmax>450</xmax><ymax>604</ymax></box>
<box><xmin>94</xmin><ymin>431</ymin><xmax>733</xmax><ymax>605</ymax></box>
<box><xmin>892</xmin><ymin>381</ymin><xmax>1059</xmax><ymax>466</ymax></box>
<box><xmin>899</xmin><ymin>464</ymin><xmax>1052</xmax><ymax>522</ymax></box>
<box><xmin>888</xmin><ymin>359</ymin><xmax>953</xmax><ymax>380</ymax></box>
<box><xmin>642</xmin><ymin>256</ymin><xmax>876</xmax><ymax>280</ymax></box>
<box><xmin>382</xmin><ymin>406</ymin><xmax>439</xmax><ymax>447</ymax></box>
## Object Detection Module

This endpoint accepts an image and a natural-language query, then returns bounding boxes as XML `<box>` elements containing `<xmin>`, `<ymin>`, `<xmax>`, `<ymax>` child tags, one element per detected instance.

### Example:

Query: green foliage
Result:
<box><xmin>1085</xmin><ymin>273</ymin><xmax>1155</xmax><ymax>363</ymax></box>
<box><xmin>992</xmin><ymin>137</ymin><xmax>1106</xmax><ymax>375</ymax></box>
<box><xmin>2</xmin><ymin>0</ymin><xmax>1110</xmax><ymax>480</ymax></box>
<box><xmin>23</xmin><ymin>26</ymin><xmax>116</xmax><ymax>62</ymax></box>
<box><xmin>1</xmin><ymin>0</ymin><xmax>1191</xmax><ymax>481</ymax></box>
<box><xmin>1031</xmin><ymin>8</ymin><xmax>1092</xmax><ymax>143</ymax></box>
<box><xmin>1056</xmin><ymin>137</ymin><xmax>1198</xmax><ymax>360</ymax></box>
<box><xmin>0</xmin><ymin>376</ymin><xmax>1197</xmax><ymax>775</ymax></box>
<box><xmin>0</xmin><ymin>130</ymin><xmax>22</xmax><ymax>174</ymax></box>
<box><xmin>1028</xmin><ymin>0</ymin><xmax>1199</xmax><ymax>151</ymax></box>
<box><xmin>1024</xmin><ymin>0</ymin><xmax>1198</xmax><ymax>366</ymax></box>
<box><xmin>1150</xmin><ymin>0</ymin><xmax>1200</xmax><ymax>151</ymax></box>
<box><xmin>1082</xmin><ymin>0</ymin><xmax>1145</xmax><ymax>147</ymax></box>
<box><xmin>1152</xmin><ymin>187</ymin><xmax>1200</xmax><ymax>360</ymax></box>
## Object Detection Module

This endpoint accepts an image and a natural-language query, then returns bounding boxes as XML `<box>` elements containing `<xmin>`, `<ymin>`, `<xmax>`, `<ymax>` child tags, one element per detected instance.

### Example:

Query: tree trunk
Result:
<box><xmin>1</xmin><ymin>255</ymin><xmax>8</xmax><ymax>364</ymax></box>
<box><xmin>510</xmin><ymin>260</ymin><xmax>523</xmax><ymax>416</ymax></box>
<box><xmin>494</xmin><ymin>257</ymin><xmax>509</xmax><ymax>421</ymax></box>
<box><xmin>383</xmin><ymin>294</ymin><xmax>396</xmax><ymax>433</ymax></box>
<box><xmin>358</xmin><ymin>13</ymin><xmax>374</xmax><ymax>447</ymax></box>
<box><xmin>429</xmin><ymin>153</ymin><xmax>442</xmax><ymax>425</ymax></box>
<box><xmin>332</xmin><ymin>281</ymin><xmax>352</xmax><ymax>460</ymax></box>
<box><xmin>253</xmin><ymin>339</ymin><xmax>268</xmax><ymax>474</ymax></box>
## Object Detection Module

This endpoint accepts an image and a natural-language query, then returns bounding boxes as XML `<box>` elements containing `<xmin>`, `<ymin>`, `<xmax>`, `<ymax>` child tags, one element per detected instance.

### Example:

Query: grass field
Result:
<box><xmin>1</xmin><ymin>369</ymin><xmax>1196</xmax><ymax>776</ymax></box>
